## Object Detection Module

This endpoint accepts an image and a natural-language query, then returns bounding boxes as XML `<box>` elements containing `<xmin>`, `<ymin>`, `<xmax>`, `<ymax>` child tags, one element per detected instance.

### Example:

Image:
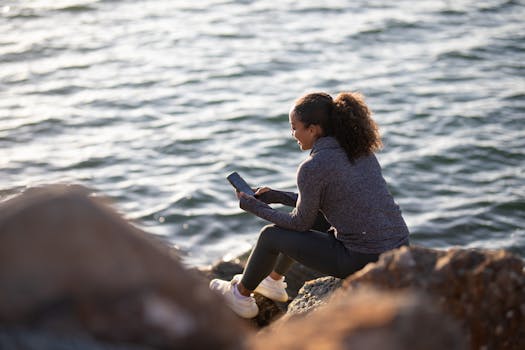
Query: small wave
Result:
<box><xmin>0</xmin><ymin>41</ymin><xmax>75</xmax><ymax>65</ymax></box>
<box><xmin>438</xmin><ymin>9</ymin><xmax>467</xmax><ymax>16</ymax></box>
<box><xmin>55</xmin><ymin>5</ymin><xmax>96</xmax><ymax>13</ymax></box>
<box><xmin>348</xmin><ymin>19</ymin><xmax>430</xmax><ymax>44</ymax></box>
<box><xmin>382</xmin><ymin>18</ymin><xmax>427</xmax><ymax>30</ymax></box>
<box><xmin>491</xmin><ymin>200</ymin><xmax>525</xmax><ymax>215</ymax></box>
<box><xmin>289</xmin><ymin>6</ymin><xmax>346</xmax><ymax>14</ymax></box>
<box><xmin>467</xmin><ymin>145</ymin><xmax>524</xmax><ymax>167</ymax></box>
<box><xmin>61</xmin><ymin>63</ymin><xmax>92</xmax><ymax>70</ymax></box>
<box><xmin>6</xmin><ymin>117</ymin><xmax>66</xmax><ymax>139</ymax></box>
<box><xmin>206</xmin><ymin>32</ymin><xmax>256</xmax><ymax>40</ymax></box>
<box><xmin>503</xmin><ymin>92</ymin><xmax>525</xmax><ymax>101</ymax></box>
<box><xmin>62</xmin><ymin>156</ymin><xmax>121</xmax><ymax>171</ymax></box>
<box><xmin>478</xmin><ymin>0</ymin><xmax>523</xmax><ymax>13</ymax></box>
<box><xmin>32</xmin><ymin>85</ymin><xmax>84</xmax><ymax>96</ymax></box>
<box><xmin>356</xmin><ymin>27</ymin><xmax>383</xmax><ymax>36</ymax></box>
<box><xmin>2</xmin><ymin>8</ymin><xmax>40</xmax><ymax>19</ymax></box>
<box><xmin>436</xmin><ymin>50</ymin><xmax>485</xmax><ymax>62</ymax></box>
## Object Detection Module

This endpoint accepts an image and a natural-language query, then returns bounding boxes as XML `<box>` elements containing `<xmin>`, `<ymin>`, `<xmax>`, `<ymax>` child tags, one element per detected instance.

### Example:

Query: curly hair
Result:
<box><xmin>293</xmin><ymin>91</ymin><xmax>382</xmax><ymax>162</ymax></box>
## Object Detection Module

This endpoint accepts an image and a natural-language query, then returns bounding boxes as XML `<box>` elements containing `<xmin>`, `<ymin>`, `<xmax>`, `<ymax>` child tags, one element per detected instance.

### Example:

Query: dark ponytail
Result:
<box><xmin>332</xmin><ymin>92</ymin><xmax>382</xmax><ymax>161</ymax></box>
<box><xmin>293</xmin><ymin>91</ymin><xmax>382</xmax><ymax>162</ymax></box>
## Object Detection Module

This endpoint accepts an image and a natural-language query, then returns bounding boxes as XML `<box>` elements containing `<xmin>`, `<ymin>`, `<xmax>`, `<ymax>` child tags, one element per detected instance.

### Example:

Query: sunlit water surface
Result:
<box><xmin>1</xmin><ymin>0</ymin><xmax>524</xmax><ymax>266</ymax></box>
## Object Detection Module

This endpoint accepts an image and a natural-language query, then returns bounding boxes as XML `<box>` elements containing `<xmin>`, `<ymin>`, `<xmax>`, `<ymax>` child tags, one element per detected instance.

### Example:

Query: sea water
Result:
<box><xmin>1</xmin><ymin>0</ymin><xmax>524</xmax><ymax>266</ymax></box>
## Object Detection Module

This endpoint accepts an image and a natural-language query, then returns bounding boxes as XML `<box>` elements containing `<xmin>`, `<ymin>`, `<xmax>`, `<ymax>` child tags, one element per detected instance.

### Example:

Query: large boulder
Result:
<box><xmin>0</xmin><ymin>185</ymin><xmax>247</xmax><ymax>349</ymax></box>
<box><xmin>343</xmin><ymin>246</ymin><xmax>525</xmax><ymax>350</ymax></box>
<box><xmin>0</xmin><ymin>328</ymin><xmax>150</xmax><ymax>350</ymax></box>
<box><xmin>250</xmin><ymin>288</ymin><xmax>467</xmax><ymax>350</ymax></box>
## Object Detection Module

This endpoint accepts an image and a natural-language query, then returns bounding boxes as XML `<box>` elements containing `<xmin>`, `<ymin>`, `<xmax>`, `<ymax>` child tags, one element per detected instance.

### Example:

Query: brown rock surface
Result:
<box><xmin>0</xmin><ymin>185</ymin><xmax>247</xmax><ymax>349</ymax></box>
<box><xmin>250</xmin><ymin>288</ymin><xmax>467</xmax><ymax>350</ymax></box>
<box><xmin>343</xmin><ymin>245</ymin><xmax>525</xmax><ymax>350</ymax></box>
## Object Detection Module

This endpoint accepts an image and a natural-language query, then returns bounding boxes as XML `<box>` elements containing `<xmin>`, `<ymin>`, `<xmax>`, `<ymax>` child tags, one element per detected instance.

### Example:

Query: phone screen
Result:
<box><xmin>227</xmin><ymin>172</ymin><xmax>255</xmax><ymax>196</ymax></box>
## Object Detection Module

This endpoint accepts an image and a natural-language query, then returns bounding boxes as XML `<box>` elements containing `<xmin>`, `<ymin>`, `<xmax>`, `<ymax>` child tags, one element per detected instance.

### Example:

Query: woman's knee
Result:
<box><xmin>257</xmin><ymin>224</ymin><xmax>281</xmax><ymax>246</ymax></box>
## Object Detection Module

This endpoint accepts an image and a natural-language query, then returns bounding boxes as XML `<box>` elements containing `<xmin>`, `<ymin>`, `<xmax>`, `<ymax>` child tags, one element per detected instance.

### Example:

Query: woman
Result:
<box><xmin>210</xmin><ymin>92</ymin><xmax>409</xmax><ymax>318</ymax></box>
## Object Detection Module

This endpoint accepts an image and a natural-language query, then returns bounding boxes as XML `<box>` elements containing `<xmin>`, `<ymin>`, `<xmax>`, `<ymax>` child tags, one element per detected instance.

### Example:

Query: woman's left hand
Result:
<box><xmin>254</xmin><ymin>187</ymin><xmax>271</xmax><ymax>197</ymax></box>
<box><xmin>236</xmin><ymin>190</ymin><xmax>251</xmax><ymax>200</ymax></box>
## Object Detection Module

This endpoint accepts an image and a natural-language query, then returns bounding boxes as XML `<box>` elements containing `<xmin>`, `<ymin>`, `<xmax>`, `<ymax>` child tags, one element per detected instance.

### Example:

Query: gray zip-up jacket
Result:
<box><xmin>239</xmin><ymin>136</ymin><xmax>409</xmax><ymax>254</ymax></box>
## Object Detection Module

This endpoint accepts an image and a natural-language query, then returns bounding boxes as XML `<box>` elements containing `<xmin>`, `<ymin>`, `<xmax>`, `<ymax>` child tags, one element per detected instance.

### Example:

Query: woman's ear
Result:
<box><xmin>309</xmin><ymin>124</ymin><xmax>324</xmax><ymax>137</ymax></box>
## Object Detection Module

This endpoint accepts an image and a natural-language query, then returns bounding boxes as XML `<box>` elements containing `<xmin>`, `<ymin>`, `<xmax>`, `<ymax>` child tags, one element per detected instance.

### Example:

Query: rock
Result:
<box><xmin>250</xmin><ymin>288</ymin><xmax>467</xmax><ymax>350</ymax></box>
<box><xmin>196</xmin><ymin>258</ymin><xmax>244</xmax><ymax>282</ymax></box>
<box><xmin>280</xmin><ymin>259</ymin><xmax>325</xmax><ymax>299</ymax></box>
<box><xmin>0</xmin><ymin>327</ymin><xmax>150</xmax><ymax>350</ymax></box>
<box><xmin>251</xmin><ymin>294</ymin><xmax>285</xmax><ymax>328</ymax></box>
<box><xmin>0</xmin><ymin>185</ymin><xmax>247</xmax><ymax>349</ymax></box>
<box><xmin>343</xmin><ymin>245</ymin><xmax>525</xmax><ymax>350</ymax></box>
<box><xmin>286</xmin><ymin>276</ymin><xmax>342</xmax><ymax>317</ymax></box>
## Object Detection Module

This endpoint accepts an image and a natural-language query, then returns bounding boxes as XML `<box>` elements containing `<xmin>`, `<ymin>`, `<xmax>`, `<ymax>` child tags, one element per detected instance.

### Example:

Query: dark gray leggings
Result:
<box><xmin>240</xmin><ymin>216</ymin><xmax>381</xmax><ymax>291</ymax></box>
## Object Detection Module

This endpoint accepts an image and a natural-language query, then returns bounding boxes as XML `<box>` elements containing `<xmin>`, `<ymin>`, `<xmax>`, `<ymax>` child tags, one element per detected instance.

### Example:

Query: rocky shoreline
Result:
<box><xmin>1</xmin><ymin>185</ymin><xmax>524</xmax><ymax>349</ymax></box>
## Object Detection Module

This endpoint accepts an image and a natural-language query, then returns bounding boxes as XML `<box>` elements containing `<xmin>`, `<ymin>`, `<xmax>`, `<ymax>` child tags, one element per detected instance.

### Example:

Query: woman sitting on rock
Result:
<box><xmin>210</xmin><ymin>91</ymin><xmax>410</xmax><ymax>318</ymax></box>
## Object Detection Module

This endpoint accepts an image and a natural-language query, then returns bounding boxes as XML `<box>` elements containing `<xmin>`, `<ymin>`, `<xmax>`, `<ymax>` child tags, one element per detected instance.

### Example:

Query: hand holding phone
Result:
<box><xmin>226</xmin><ymin>172</ymin><xmax>255</xmax><ymax>196</ymax></box>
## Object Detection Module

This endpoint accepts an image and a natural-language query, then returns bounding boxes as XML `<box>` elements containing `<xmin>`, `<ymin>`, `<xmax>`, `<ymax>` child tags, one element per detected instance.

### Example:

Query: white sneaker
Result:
<box><xmin>233</xmin><ymin>274</ymin><xmax>289</xmax><ymax>302</ymax></box>
<box><xmin>209</xmin><ymin>278</ymin><xmax>259</xmax><ymax>318</ymax></box>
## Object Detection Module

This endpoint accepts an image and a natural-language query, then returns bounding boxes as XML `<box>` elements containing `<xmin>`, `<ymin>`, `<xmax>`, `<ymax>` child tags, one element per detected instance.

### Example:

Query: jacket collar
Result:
<box><xmin>310</xmin><ymin>136</ymin><xmax>340</xmax><ymax>155</ymax></box>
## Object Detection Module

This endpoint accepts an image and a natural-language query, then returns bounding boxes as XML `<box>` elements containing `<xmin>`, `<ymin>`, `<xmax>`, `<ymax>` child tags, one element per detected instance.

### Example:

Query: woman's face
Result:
<box><xmin>289</xmin><ymin>110</ymin><xmax>322</xmax><ymax>151</ymax></box>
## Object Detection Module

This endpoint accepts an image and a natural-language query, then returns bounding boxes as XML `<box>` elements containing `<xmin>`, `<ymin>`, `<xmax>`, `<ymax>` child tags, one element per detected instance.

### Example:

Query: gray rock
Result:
<box><xmin>286</xmin><ymin>276</ymin><xmax>342</xmax><ymax>316</ymax></box>
<box><xmin>281</xmin><ymin>260</ymin><xmax>325</xmax><ymax>299</ymax></box>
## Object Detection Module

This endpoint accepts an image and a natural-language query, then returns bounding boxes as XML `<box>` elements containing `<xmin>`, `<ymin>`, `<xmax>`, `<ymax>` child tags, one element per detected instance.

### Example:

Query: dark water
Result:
<box><xmin>1</xmin><ymin>0</ymin><xmax>524</xmax><ymax>266</ymax></box>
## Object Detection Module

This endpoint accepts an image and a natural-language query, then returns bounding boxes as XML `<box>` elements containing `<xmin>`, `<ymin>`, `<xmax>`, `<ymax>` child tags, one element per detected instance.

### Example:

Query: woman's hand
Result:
<box><xmin>254</xmin><ymin>187</ymin><xmax>271</xmax><ymax>197</ymax></box>
<box><xmin>236</xmin><ymin>190</ymin><xmax>250</xmax><ymax>200</ymax></box>
<box><xmin>234</xmin><ymin>186</ymin><xmax>270</xmax><ymax>200</ymax></box>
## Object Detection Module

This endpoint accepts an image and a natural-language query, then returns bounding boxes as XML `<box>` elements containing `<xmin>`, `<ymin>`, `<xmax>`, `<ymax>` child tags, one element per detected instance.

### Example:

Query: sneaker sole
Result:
<box><xmin>232</xmin><ymin>274</ymin><xmax>289</xmax><ymax>303</ymax></box>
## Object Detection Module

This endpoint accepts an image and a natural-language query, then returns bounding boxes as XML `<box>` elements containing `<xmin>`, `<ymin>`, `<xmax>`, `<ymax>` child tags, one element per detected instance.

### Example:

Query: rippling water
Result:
<box><xmin>1</xmin><ymin>0</ymin><xmax>524</xmax><ymax>266</ymax></box>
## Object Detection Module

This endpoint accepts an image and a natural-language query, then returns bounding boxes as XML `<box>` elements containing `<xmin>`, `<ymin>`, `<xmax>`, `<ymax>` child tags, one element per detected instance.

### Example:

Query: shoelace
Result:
<box><xmin>230</xmin><ymin>280</ymin><xmax>256</xmax><ymax>302</ymax></box>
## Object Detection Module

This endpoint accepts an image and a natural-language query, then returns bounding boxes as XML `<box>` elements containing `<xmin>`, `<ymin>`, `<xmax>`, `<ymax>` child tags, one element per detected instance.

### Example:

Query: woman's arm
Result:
<box><xmin>239</xmin><ymin>161</ymin><xmax>323</xmax><ymax>231</ymax></box>
<box><xmin>256</xmin><ymin>188</ymin><xmax>298</xmax><ymax>207</ymax></box>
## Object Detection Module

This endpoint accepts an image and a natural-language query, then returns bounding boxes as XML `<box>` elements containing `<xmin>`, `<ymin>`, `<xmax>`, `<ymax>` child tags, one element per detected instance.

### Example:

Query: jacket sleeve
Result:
<box><xmin>240</xmin><ymin>160</ymin><xmax>323</xmax><ymax>231</ymax></box>
<box><xmin>256</xmin><ymin>189</ymin><xmax>298</xmax><ymax>207</ymax></box>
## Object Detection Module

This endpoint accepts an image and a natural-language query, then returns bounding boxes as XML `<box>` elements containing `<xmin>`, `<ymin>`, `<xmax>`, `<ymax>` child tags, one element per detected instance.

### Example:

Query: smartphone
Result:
<box><xmin>227</xmin><ymin>172</ymin><xmax>255</xmax><ymax>196</ymax></box>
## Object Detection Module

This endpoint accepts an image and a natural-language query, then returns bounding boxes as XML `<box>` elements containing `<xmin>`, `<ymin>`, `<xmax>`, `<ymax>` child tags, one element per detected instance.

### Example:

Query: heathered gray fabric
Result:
<box><xmin>257</xmin><ymin>189</ymin><xmax>298</xmax><ymax>207</ymax></box>
<box><xmin>240</xmin><ymin>136</ymin><xmax>409</xmax><ymax>254</ymax></box>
